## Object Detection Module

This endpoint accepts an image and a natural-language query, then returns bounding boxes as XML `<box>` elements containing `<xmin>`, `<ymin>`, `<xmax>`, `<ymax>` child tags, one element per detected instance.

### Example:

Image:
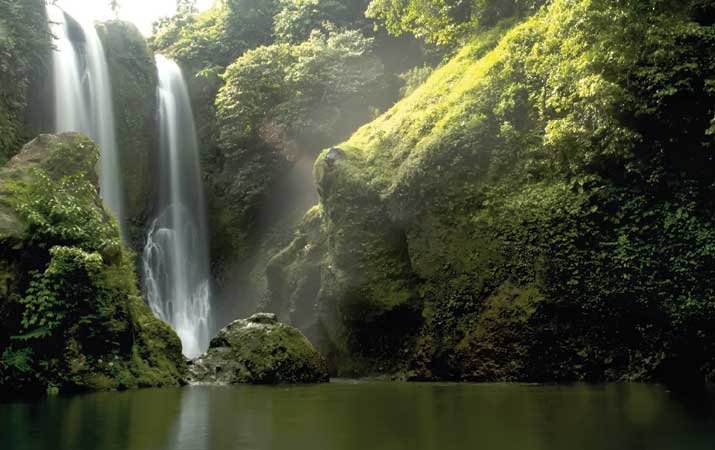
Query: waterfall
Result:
<box><xmin>45</xmin><ymin>5</ymin><xmax>124</xmax><ymax>230</ymax></box>
<box><xmin>143</xmin><ymin>55</ymin><xmax>212</xmax><ymax>359</ymax></box>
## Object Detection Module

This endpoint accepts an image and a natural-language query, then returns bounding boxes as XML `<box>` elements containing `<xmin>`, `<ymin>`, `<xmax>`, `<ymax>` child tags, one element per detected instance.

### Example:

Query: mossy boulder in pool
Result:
<box><xmin>189</xmin><ymin>313</ymin><xmax>329</xmax><ymax>384</ymax></box>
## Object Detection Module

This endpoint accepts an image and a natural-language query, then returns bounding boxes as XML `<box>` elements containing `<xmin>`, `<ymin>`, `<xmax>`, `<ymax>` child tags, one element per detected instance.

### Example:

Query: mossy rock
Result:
<box><xmin>266</xmin><ymin>0</ymin><xmax>715</xmax><ymax>383</ymax></box>
<box><xmin>188</xmin><ymin>313</ymin><xmax>329</xmax><ymax>384</ymax></box>
<box><xmin>0</xmin><ymin>133</ymin><xmax>186</xmax><ymax>397</ymax></box>
<box><xmin>96</xmin><ymin>20</ymin><xmax>158</xmax><ymax>251</ymax></box>
<box><xmin>265</xmin><ymin>205</ymin><xmax>327</xmax><ymax>330</ymax></box>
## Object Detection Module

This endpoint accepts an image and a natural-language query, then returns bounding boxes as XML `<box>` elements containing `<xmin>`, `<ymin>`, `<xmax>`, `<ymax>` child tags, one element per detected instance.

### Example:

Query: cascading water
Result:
<box><xmin>45</xmin><ymin>5</ymin><xmax>124</xmax><ymax>229</ymax></box>
<box><xmin>143</xmin><ymin>55</ymin><xmax>212</xmax><ymax>359</ymax></box>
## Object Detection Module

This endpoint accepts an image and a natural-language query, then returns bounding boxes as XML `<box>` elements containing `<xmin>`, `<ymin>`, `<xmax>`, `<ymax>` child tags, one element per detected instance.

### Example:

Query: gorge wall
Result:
<box><xmin>0</xmin><ymin>0</ymin><xmax>51</xmax><ymax>164</ymax></box>
<box><xmin>2</xmin><ymin>0</ymin><xmax>715</xmax><ymax>393</ymax></box>
<box><xmin>97</xmin><ymin>21</ymin><xmax>159</xmax><ymax>251</ymax></box>
<box><xmin>264</xmin><ymin>0</ymin><xmax>715</xmax><ymax>383</ymax></box>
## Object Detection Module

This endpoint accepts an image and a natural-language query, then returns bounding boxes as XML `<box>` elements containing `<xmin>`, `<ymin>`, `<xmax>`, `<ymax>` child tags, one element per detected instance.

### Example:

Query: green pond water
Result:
<box><xmin>2</xmin><ymin>381</ymin><xmax>714</xmax><ymax>450</ymax></box>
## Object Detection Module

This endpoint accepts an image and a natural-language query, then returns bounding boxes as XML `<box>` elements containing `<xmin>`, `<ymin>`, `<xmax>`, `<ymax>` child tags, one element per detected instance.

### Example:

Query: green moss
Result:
<box><xmin>451</xmin><ymin>284</ymin><xmax>544</xmax><ymax>381</ymax></box>
<box><xmin>96</xmin><ymin>21</ymin><xmax>158</xmax><ymax>251</ymax></box>
<box><xmin>0</xmin><ymin>134</ymin><xmax>186</xmax><ymax>397</ymax></box>
<box><xmin>265</xmin><ymin>205</ymin><xmax>326</xmax><ymax>324</ymax></box>
<box><xmin>267</xmin><ymin>0</ymin><xmax>715</xmax><ymax>382</ymax></box>
<box><xmin>189</xmin><ymin>313</ymin><xmax>328</xmax><ymax>384</ymax></box>
<box><xmin>0</xmin><ymin>0</ymin><xmax>51</xmax><ymax>164</ymax></box>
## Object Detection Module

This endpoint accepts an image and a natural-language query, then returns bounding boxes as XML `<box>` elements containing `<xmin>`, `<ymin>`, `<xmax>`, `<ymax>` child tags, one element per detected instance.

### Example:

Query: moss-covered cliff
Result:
<box><xmin>267</xmin><ymin>0</ymin><xmax>715</xmax><ymax>383</ymax></box>
<box><xmin>97</xmin><ymin>21</ymin><xmax>159</xmax><ymax>251</ymax></box>
<box><xmin>0</xmin><ymin>134</ymin><xmax>186</xmax><ymax>397</ymax></box>
<box><xmin>149</xmin><ymin>2</ymin><xmax>427</xmax><ymax>314</ymax></box>
<box><xmin>0</xmin><ymin>0</ymin><xmax>51</xmax><ymax>164</ymax></box>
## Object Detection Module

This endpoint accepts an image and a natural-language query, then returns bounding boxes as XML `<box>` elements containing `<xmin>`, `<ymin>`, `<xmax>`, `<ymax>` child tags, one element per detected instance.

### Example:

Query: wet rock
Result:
<box><xmin>324</xmin><ymin>146</ymin><xmax>346</xmax><ymax>167</ymax></box>
<box><xmin>96</xmin><ymin>20</ymin><xmax>158</xmax><ymax>252</ymax></box>
<box><xmin>0</xmin><ymin>133</ymin><xmax>186</xmax><ymax>397</ymax></box>
<box><xmin>188</xmin><ymin>312</ymin><xmax>329</xmax><ymax>384</ymax></box>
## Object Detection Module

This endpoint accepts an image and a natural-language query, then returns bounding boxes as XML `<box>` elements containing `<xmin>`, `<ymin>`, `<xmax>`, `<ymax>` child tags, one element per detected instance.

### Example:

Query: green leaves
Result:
<box><xmin>366</xmin><ymin>0</ymin><xmax>545</xmax><ymax>45</ymax></box>
<box><xmin>217</xmin><ymin>27</ymin><xmax>384</xmax><ymax>150</ymax></box>
<box><xmin>14</xmin><ymin>169</ymin><xmax>120</xmax><ymax>254</ymax></box>
<box><xmin>273</xmin><ymin>0</ymin><xmax>352</xmax><ymax>44</ymax></box>
<box><xmin>0</xmin><ymin>0</ymin><xmax>51</xmax><ymax>162</ymax></box>
<box><xmin>0</xmin><ymin>348</ymin><xmax>32</xmax><ymax>373</ymax></box>
<box><xmin>16</xmin><ymin>246</ymin><xmax>106</xmax><ymax>346</ymax></box>
<box><xmin>0</xmin><ymin>163</ymin><xmax>142</xmax><ymax>394</ymax></box>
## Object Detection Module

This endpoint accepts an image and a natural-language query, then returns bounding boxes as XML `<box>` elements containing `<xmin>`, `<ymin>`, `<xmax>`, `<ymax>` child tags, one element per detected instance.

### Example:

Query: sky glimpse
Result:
<box><xmin>55</xmin><ymin>0</ymin><xmax>215</xmax><ymax>36</ymax></box>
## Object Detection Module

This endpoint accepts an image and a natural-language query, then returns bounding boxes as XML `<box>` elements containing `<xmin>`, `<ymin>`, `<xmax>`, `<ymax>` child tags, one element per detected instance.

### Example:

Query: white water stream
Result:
<box><xmin>143</xmin><ymin>56</ymin><xmax>212</xmax><ymax>359</ymax></box>
<box><xmin>46</xmin><ymin>5</ymin><xmax>124</xmax><ymax>230</ymax></box>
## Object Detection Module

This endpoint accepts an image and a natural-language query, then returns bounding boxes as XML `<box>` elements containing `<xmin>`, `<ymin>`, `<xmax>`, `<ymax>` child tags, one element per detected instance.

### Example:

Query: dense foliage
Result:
<box><xmin>366</xmin><ymin>0</ymin><xmax>545</xmax><ymax>44</ymax></box>
<box><xmin>0</xmin><ymin>0</ymin><xmax>50</xmax><ymax>163</ymax></box>
<box><xmin>152</xmin><ymin>0</ymin><xmax>279</xmax><ymax>74</ymax></box>
<box><xmin>0</xmin><ymin>135</ymin><xmax>185</xmax><ymax>396</ymax></box>
<box><xmin>150</xmin><ymin>0</ymin><xmax>425</xmax><ymax>288</ymax></box>
<box><xmin>217</xmin><ymin>28</ymin><xmax>384</xmax><ymax>153</ymax></box>
<box><xmin>266</xmin><ymin>0</ymin><xmax>715</xmax><ymax>383</ymax></box>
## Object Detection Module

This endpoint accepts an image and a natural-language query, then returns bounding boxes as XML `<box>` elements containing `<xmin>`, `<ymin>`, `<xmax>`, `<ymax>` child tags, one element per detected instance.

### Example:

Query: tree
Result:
<box><xmin>177</xmin><ymin>0</ymin><xmax>197</xmax><ymax>14</ymax></box>
<box><xmin>217</xmin><ymin>27</ymin><xmax>385</xmax><ymax>150</ymax></box>
<box><xmin>109</xmin><ymin>0</ymin><xmax>120</xmax><ymax>18</ymax></box>
<box><xmin>366</xmin><ymin>0</ymin><xmax>545</xmax><ymax>45</ymax></box>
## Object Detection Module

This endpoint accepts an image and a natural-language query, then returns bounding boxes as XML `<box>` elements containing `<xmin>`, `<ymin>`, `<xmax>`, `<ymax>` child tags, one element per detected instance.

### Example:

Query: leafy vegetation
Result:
<box><xmin>0</xmin><ymin>135</ymin><xmax>185</xmax><ymax>396</ymax></box>
<box><xmin>151</xmin><ymin>0</ymin><xmax>426</xmax><ymax>283</ymax></box>
<box><xmin>15</xmin><ymin>170</ymin><xmax>120</xmax><ymax>253</ymax></box>
<box><xmin>217</xmin><ymin>27</ymin><xmax>384</xmax><ymax>153</ymax></box>
<box><xmin>366</xmin><ymin>0</ymin><xmax>545</xmax><ymax>45</ymax></box>
<box><xmin>0</xmin><ymin>0</ymin><xmax>51</xmax><ymax>163</ymax></box>
<box><xmin>267</xmin><ymin>0</ymin><xmax>715</xmax><ymax>383</ymax></box>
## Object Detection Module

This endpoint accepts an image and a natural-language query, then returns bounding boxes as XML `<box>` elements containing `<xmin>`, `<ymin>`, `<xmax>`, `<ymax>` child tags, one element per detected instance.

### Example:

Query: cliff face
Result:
<box><xmin>0</xmin><ymin>0</ymin><xmax>52</xmax><ymax>164</ymax></box>
<box><xmin>96</xmin><ymin>21</ymin><xmax>159</xmax><ymax>251</ymax></box>
<box><xmin>2</xmin><ymin>10</ymin><xmax>160</xmax><ymax>253</ymax></box>
<box><xmin>266</xmin><ymin>0</ymin><xmax>715</xmax><ymax>383</ymax></box>
<box><xmin>0</xmin><ymin>134</ymin><xmax>185</xmax><ymax>397</ymax></box>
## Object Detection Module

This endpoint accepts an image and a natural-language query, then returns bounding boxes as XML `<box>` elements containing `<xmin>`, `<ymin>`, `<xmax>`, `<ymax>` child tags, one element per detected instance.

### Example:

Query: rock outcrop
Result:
<box><xmin>265</xmin><ymin>0</ymin><xmax>715</xmax><ymax>384</ymax></box>
<box><xmin>189</xmin><ymin>313</ymin><xmax>329</xmax><ymax>384</ymax></box>
<box><xmin>0</xmin><ymin>133</ymin><xmax>186</xmax><ymax>397</ymax></box>
<box><xmin>96</xmin><ymin>20</ymin><xmax>158</xmax><ymax>251</ymax></box>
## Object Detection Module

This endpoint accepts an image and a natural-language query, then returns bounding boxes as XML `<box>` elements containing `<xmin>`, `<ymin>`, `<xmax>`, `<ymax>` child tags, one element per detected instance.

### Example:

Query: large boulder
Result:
<box><xmin>189</xmin><ymin>313</ymin><xmax>329</xmax><ymax>384</ymax></box>
<box><xmin>0</xmin><ymin>133</ymin><xmax>186</xmax><ymax>397</ymax></box>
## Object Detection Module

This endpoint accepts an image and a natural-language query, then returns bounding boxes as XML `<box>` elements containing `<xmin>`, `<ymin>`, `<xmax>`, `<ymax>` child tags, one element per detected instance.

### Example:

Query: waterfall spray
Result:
<box><xmin>45</xmin><ymin>5</ymin><xmax>124</xmax><ymax>230</ymax></box>
<box><xmin>143</xmin><ymin>55</ymin><xmax>212</xmax><ymax>359</ymax></box>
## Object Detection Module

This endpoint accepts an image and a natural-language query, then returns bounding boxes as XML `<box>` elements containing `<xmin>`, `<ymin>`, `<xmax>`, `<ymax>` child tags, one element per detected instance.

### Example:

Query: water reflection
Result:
<box><xmin>2</xmin><ymin>382</ymin><xmax>715</xmax><ymax>450</ymax></box>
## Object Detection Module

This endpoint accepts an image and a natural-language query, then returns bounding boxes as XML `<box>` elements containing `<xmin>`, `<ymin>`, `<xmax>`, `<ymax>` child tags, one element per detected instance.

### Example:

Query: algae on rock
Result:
<box><xmin>96</xmin><ymin>20</ymin><xmax>159</xmax><ymax>251</ymax></box>
<box><xmin>266</xmin><ymin>0</ymin><xmax>715</xmax><ymax>383</ymax></box>
<box><xmin>189</xmin><ymin>312</ymin><xmax>329</xmax><ymax>384</ymax></box>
